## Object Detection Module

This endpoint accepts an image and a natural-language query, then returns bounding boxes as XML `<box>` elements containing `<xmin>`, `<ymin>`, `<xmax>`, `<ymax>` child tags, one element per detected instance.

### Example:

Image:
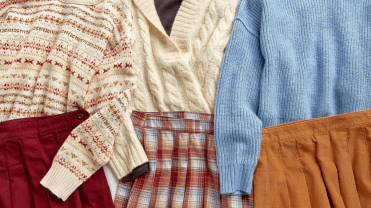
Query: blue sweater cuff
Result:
<box><xmin>218</xmin><ymin>164</ymin><xmax>255</xmax><ymax>195</ymax></box>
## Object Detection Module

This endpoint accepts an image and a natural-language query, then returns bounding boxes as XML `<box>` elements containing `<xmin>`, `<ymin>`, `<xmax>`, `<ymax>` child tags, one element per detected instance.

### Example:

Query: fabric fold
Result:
<box><xmin>254</xmin><ymin>109</ymin><xmax>371</xmax><ymax>208</ymax></box>
<box><xmin>114</xmin><ymin>111</ymin><xmax>253</xmax><ymax>207</ymax></box>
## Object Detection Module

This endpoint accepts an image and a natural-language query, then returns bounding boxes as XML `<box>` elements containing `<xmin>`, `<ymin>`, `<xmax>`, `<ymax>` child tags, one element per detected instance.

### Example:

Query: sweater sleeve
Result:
<box><xmin>214</xmin><ymin>0</ymin><xmax>264</xmax><ymax>195</ymax></box>
<box><xmin>40</xmin><ymin>5</ymin><xmax>138</xmax><ymax>201</ymax></box>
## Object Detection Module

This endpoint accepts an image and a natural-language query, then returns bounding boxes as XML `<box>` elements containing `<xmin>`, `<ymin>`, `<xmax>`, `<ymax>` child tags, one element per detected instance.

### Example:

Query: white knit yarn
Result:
<box><xmin>111</xmin><ymin>0</ymin><xmax>239</xmax><ymax>179</ymax></box>
<box><xmin>200</xmin><ymin>0</ymin><xmax>240</xmax><ymax>111</ymax></box>
<box><xmin>137</xmin><ymin>12</ymin><xmax>168</xmax><ymax>111</ymax></box>
<box><xmin>130</xmin><ymin>0</ymin><xmax>238</xmax><ymax>113</ymax></box>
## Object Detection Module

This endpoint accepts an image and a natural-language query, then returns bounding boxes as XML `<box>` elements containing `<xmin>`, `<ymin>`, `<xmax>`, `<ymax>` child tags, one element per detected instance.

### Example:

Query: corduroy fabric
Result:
<box><xmin>114</xmin><ymin>111</ymin><xmax>253</xmax><ymax>208</ymax></box>
<box><xmin>0</xmin><ymin>110</ymin><xmax>114</xmax><ymax>208</ymax></box>
<box><xmin>254</xmin><ymin>109</ymin><xmax>371</xmax><ymax>208</ymax></box>
<box><xmin>215</xmin><ymin>0</ymin><xmax>371</xmax><ymax>195</ymax></box>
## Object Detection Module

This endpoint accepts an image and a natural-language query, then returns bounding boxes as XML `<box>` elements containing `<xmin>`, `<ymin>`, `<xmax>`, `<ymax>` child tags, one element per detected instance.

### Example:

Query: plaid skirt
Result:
<box><xmin>114</xmin><ymin>111</ymin><xmax>253</xmax><ymax>208</ymax></box>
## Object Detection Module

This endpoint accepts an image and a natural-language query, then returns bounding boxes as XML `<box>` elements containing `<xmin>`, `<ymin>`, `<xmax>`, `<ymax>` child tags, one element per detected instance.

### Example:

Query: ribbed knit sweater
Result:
<box><xmin>110</xmin><ymin>0</ymin><xmax>239</xmax><ymax>178</ymax></box>
<box><xmin>215</xmin><ymin>0</ymin><xmax>371</xmax><ymax>195</ymax></box>
<box><xmin>0</xmin><ymin>0</ymin><xmax>148</xmax><ymax>201</ymax></box>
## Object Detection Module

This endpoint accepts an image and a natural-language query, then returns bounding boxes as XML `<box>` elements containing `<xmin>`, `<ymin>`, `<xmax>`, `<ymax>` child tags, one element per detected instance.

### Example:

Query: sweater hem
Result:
<box><xmin>40</xmin><ymin>162</ymin><xmax>83</xmax><ymax>201</ymax></box>
<box><xmin>121</xmin><ymin>162</ymin><xmax>150</xmax><ymax>182</ymax></box>
<box><xmin>109</xmin><ymin>135</ymin><xmax>149</xmax><ymax>179</ymax></box>
<box><xmin>218</xmin><ymin>164</ymin><xmax>256</xmax><ymax>195</ymax></box>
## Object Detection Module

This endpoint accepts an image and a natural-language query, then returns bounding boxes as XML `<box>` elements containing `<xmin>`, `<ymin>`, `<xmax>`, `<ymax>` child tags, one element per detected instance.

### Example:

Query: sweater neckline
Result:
<box><xmin>133</xmin><ymin>0</ymin><xmax>203</xmax><ymax>51</ymax></box>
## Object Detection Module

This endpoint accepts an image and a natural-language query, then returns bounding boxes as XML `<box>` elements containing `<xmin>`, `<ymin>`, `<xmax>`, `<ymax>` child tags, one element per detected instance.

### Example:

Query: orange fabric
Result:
<box><xmin>254</xmin><ymin>109</ymin><xmax>371</xmax><ymax>208</ymax></box>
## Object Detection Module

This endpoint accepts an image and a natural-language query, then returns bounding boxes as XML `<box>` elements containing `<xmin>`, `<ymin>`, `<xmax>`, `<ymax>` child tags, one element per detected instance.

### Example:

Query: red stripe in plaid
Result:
<box><xmin>114</xmin><ymin>111</ymin><xmax>254</xmax><ymax>208</ymax></box>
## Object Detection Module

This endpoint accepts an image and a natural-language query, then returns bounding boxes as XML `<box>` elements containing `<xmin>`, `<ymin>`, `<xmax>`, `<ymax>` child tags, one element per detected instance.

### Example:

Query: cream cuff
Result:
<box><xmin>40</xmin><ymin>162</ymin><xmax>83</xmax><ymax>201</ymax></box>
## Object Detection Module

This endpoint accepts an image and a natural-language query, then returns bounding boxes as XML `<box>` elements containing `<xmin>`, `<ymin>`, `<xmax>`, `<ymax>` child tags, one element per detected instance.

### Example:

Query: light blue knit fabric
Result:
<box><xmin>215</xmin><ymin>0</ymin><xmax>371</xmax><ymax>195</ymax></box>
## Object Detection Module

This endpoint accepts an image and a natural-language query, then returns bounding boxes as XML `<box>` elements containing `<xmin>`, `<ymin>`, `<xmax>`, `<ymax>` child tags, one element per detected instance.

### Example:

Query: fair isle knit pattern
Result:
<box><xmin>110</xmin><ymin>0</ymin><xmax>239</xmax><ymax>179</ymax></box>
<box><xmin>0</xmin><ymin>0</ymin><xmax>146</xmax><ymax>201</ymax></box>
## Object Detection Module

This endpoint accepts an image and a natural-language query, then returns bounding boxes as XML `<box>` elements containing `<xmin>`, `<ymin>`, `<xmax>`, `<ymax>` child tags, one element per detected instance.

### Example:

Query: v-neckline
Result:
<box><xmin>133</xmin><ymin>0</ymin><xmax>203</xmax><ymax>52</ymax></box>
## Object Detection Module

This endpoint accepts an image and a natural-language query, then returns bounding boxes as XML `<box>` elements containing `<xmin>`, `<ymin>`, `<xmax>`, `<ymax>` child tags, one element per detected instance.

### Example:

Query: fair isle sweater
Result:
<box><xmin>112</xmin><ymin>0</ymin><xmax>239</xmax><ymax>172</ymax></box>
<box><xmin>215</xmin><ymin>0</ymin><xmax>371</xmax><ymax>195</ymax></box>
<box><xmin>0</xmin><ymin>0</ymin><xmax>148</xmax><ymax>201</ymax></box>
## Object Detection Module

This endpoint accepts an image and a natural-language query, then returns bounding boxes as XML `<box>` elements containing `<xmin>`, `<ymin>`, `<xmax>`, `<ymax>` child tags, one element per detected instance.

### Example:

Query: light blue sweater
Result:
<box><xmin>215</xmin><ymin>0</ymin><xmax>371</xmax><ymax>195</ymax></box>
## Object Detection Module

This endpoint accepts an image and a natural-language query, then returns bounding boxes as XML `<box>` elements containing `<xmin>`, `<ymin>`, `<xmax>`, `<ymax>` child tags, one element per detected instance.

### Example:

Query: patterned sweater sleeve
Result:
<box><xmin>40</xmin><ymin>4</ymin><xmax>137</xmax><ymax>201</ymax></box>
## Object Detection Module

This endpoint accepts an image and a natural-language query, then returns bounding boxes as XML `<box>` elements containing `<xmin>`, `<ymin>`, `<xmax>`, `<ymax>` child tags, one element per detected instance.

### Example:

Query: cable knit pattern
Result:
<box><xmin>190</xmin><ymin>0</ymin><xmax>219</xmax><ymax>73</ymax></box>
<box><xmin>0</xmin><ymin>0</ymin><xmax>149</xmax><ymax>201</ymax></box>
<box><xmin>109</xmin><ymin>0</ymin><xmax>239</xmax><ymax>181</ymax></box>
<box><xmin>138</xmin><ymin>12</ymin><xmax>168</xmax><ymax>111</ymax></box>
<box><xmin>176</xmin><ymin>61</ymin><xmax>210</xmax><ymax>112</ymax></box>
<box><xmin>130</xmin><ymin>0</ymin><xmax>238</xmax><ymax>112</ymax></box>
<box><xmin>161</xmin><ymin>63</ymin><xmax>184</xmax><ymax>111</ymax></box>
<box><xmin>203</xmin><ymin>1</ymin><xmax>239</xmax><ymax>110</ymax></box>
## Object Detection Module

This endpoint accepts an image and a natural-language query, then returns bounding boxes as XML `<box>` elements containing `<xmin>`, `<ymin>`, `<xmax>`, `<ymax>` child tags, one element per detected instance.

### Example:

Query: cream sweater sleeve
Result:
<box><xmin>40</xmin><ymin>3</ymin><xmax>139</xmax><ymax>201</ymax></box>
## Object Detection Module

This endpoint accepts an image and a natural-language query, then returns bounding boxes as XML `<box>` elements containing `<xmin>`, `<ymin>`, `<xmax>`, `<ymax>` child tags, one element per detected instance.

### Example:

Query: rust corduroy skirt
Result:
<box><xmin>254</xmin><ymin>109</ymin><xmax>371</xmax><ymax>208</ymax></box>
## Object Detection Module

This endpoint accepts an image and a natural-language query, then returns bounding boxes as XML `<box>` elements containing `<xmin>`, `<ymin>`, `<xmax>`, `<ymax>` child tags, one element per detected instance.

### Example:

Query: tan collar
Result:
<box><xmin>132</xmin><ymin>0</ymin><xmax>168</xmax><ymax>36</ymax></box>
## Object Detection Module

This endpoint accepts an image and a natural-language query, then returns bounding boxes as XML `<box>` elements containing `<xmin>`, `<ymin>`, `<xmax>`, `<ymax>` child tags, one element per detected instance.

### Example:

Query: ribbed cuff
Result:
<box><xmin>121</xmin><ymin>162</ymin><xmax>150</xmax><ymax>182</ymax></box>
<box><xmin>109</xmin><ymin>137</ymin><xmax>149</xmax><ymax>179</ymax></box>
<box><xmin>218</xmin><ymin>164</ymin><xmax>256</xmax><ymax>195</ymax></box>
<box><xmin>40</xmin><ymin>163</ymin><xmax>83</xmax><ymax>201</ymax></box>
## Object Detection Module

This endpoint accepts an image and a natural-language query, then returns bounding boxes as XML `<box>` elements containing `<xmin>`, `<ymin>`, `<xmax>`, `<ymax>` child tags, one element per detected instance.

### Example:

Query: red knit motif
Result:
<box><xmin>0</xmin><ymin>0</ymin><xmax>136</xmax><ymax>200</ymax></box>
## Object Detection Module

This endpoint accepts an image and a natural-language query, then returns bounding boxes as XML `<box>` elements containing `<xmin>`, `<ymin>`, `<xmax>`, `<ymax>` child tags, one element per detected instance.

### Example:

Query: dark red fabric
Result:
<box><xmin>0</xmin><ymin>110</ymin><xmax>114</xmax><ymax>208</ymax></box>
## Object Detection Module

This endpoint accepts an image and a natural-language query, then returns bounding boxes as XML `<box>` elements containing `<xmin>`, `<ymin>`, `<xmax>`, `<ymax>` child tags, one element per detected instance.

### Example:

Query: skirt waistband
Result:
<box><xmin>0</xmin><ymin>110</ymin><xmax>89</xmax><ymax>142</ymax></box>
<box><xmin>131</xmin><ymin>111</ymin><xmax>214</xmax><ymax>134</ymax></box>
<box><xmin>262</xmin><ymin>109</ymin><xmax>371</xmax><ymax>144</ymax></box>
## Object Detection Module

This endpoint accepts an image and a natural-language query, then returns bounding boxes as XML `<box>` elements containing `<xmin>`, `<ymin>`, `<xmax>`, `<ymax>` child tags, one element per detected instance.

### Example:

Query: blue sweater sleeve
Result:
<box><xmin>214</xmin><ymin>3</ymin><xmax>264</xmax><ymax>195</ymax></box>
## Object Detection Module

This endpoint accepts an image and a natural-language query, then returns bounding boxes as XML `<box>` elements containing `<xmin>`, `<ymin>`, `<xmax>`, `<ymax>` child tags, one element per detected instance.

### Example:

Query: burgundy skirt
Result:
<box><xmin>0</xmin><ymin>110</ymin><xmax>114</xmax><ymax>208</ymax></box>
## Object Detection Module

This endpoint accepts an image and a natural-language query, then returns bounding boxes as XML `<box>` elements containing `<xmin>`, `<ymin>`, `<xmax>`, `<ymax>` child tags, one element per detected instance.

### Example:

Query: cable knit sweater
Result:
<box><xmin>215</xmin><ymin>0</ymin><xmax>371</xmax><ymax>195</ymax></box>
<box><xmin>111</xmin><ymin>1</ymin><xmax>239</xmax><ymax>176</ymax></box>
<box><xmin>0</xmin><ymin>0</ymin><xmax>149</xmax><ymax>201</ymax></box>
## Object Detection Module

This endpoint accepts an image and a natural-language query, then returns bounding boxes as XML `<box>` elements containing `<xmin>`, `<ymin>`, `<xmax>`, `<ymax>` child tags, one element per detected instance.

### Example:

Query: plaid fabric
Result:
<box><xmin>114</xmin><ymin>111</ymin><xmax>254</xmax><ymax>208</ymax></box>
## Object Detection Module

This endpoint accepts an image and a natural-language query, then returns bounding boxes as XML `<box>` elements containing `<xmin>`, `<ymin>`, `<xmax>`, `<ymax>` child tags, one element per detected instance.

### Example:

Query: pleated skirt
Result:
<box><xmin>114</xmin><ymin>111</ymin><xmax>254</xmax><ymax>208</ymax></box>
<box><xmin>254</xmin><ymin>109</ymin><xmax>371</xmax><ymax>208</ymax></box>
<box><xmin>0</xmin><ymin>110</ymin><xmax>114</xmax><ymax>208</ymax></box>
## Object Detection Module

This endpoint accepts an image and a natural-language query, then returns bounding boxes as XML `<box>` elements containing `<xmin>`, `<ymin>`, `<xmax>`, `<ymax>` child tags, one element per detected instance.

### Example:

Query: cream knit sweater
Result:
<box><xmin>108</xmin><ymin>0</ymin><xmax>239</xmax><ymax>178</ymax></box>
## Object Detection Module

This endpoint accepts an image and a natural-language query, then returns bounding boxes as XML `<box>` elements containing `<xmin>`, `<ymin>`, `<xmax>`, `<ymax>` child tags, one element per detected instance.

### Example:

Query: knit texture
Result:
<box><xmin>111</xmin><ymin>0</ymin><xmax>239</xmax><ymax>179</ymax></box>
<box><xmin>0</xmin><ymin>0</ymin><xmax>148</xmax><ymax>201</ymax></box>
<box><xmin>215</xmin><ymin>0</ymin><xmax>371</xmax><ymax>195</ymax></box>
